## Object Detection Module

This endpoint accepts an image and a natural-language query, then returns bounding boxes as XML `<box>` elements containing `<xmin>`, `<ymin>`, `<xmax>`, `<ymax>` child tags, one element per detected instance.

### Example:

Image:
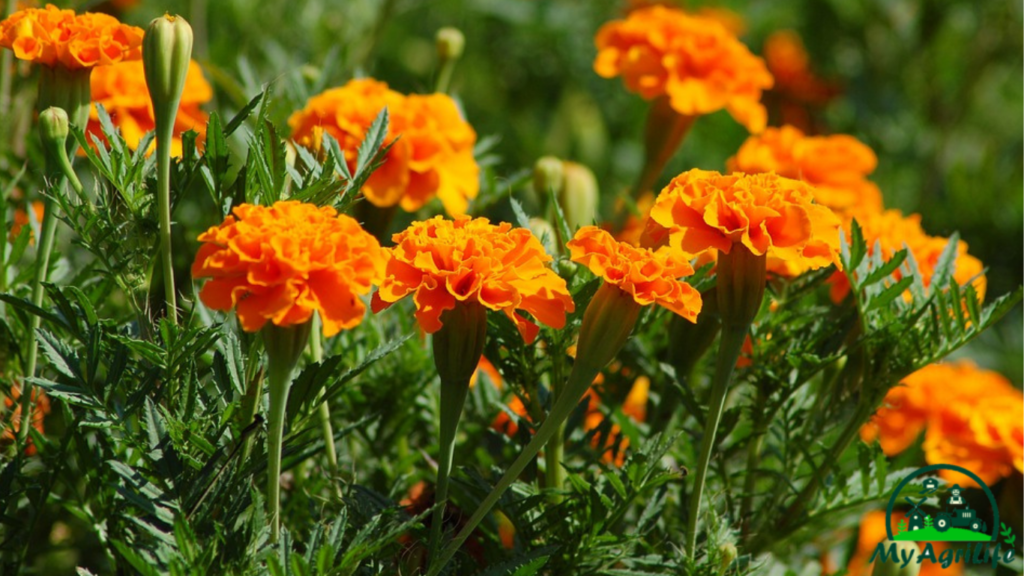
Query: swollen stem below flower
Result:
<box><xmin>263</xmin><ymin>321</ymin><xmax>311</xmax><ymax>543</ymax></box>
<box><xmin>427</xmin><ymin>303</ymin><xmax>487</xmax><ymax>565</ymax></box>
<box><xmin>427</xmin><ymin>283</ymin><xmax>642</xmax><ymax>576</ymax></box>
<box><xmin>632</xmin><ymin>97</ymin><xmax>695</xmax><ymax>199</ymax></box>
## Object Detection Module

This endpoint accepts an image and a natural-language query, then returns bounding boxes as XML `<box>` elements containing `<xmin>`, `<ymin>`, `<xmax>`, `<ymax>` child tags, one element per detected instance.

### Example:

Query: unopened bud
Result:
<box><xmin>143</xmin><ymin>15</ymin><xmax>194</xmax><ymax>138</ymax></box>
<box><xmin>533</xmin><ymin>156</ymin><xmax>564</xmax><ymax>196</ymax></box>
<box><xmin>436</xmin><ymin>27</ymin><xmax>465</xmax><ymax>62</ymax></box>
<box><xmin>558</xmin><ymin>161</ymin><xmax>599</xmax><ymax>231</ymax></box>
<box><xmin>38</xmin><ymin>107</ymin><xmax>69</xmax><ymax>150</ymax></box>
<box><xmin>717</xmin><ymin>542</ymin><xmax>738</xmax><ymax>575</ymax></box>
<box><xmin>528</xmin><ymin>217</ymin><xmax>558</xmax><ymax>254</ymax></box>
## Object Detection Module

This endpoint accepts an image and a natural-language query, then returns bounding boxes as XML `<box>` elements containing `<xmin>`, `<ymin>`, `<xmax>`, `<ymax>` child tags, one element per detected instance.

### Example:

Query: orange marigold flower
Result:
<box><xmin>861</xmin><ymin>361</ymin><xmax>1023</xmax><ymax>487</ymax></box>
<box><xmin>371</xmin><ymin>216</ymin><xmax>574</xmax><ymax>343</ymax></box>
<box><xmin>829</xmin><ymin>209</ymin><xmax>986</xmax><ymax>304</ymax></box>
<box><xmin>726</xmin><ymin>125</ymin><xmax>883</xmax><ymax>219</ymax></box>
<box><xmin>8</xmin><ymin>200</ymin><xmax>44</xmax><ymax>243</ymax></box>
<box><xmin>288</xmin><ymin>78</ymin><xmax>480</xmax><ymax>216</ymax></box>
<box><xmin>0</xmin><ymin>4</ymin><xmax>143</xmax><ymax>69</ymax></box>
<box><xmin>88</xmin><ymin>59</ymin><xmax>212</xmax><ymax>157</ymax></box>
<box><xmin>594</xmin><ymin>5</ymin><xmax>773</xmax><ymax>132</ymax></box>
<box><xmin>567</xmin><ymin>226</ymin><xmax>702</xmax><ymax>321</ymax></box>
<box><xmin>191</xmin><ymin>200</ymin><xmax>385</xmax><ymax>337</ymax></box>
<box><xmin>2</xmin><ymin>384</ymin><xmax>50</xmax><ymax>456</ymax></box>
<box><xmin>647</xmin><ymin>169</ymin><xmax>843</xmax><ymax>274</ymax></box>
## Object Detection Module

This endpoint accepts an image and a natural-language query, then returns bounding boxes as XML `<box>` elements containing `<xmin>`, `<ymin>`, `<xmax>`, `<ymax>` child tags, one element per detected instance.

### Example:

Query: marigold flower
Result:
<box><xmin>372</xmin><ymin>216</ymin><xmax>573</xmax><ymax>343</ymax></box>
<box><xmin>647</xmin><ymin>169</ymin><xmax>843</xmax><ymax>274</ymax></box>
<box><xmin>191</xmin><ymin>200</ymin><xmax>385</xmax><ymax>337</ymax></box>
<box><xmin>0</xmin><ymin>4</ymin><xmax>143</xmax><ymax>69</ymax></box>
<box><xmin>288</xmin><ymin>79</ymin><xmax>480</xmax><ymax>216</ymax></box>
<box><xmin>594</xmin><ymin>5</ymin><xmax>773</xmax><ymax>132</ymax></box>
<box><xmin>88</xmin><ymin>60</ymin><xmax>211</xmax><ymax>157</ymax></box>
<box><xmin>829</xmin><ymin>210</ymin><xmax>986</xmax><ymax>304</ymax></box>
<box><xmin>861</xmin><ymin>361</ymin><xmax>1022</xmax><ymax>487</ymax></box>
<box><xmin>726</xmin><ymin>125</ymin><xmax>883</xmax><ymax>219</ymax></box>
<box><xmin>1</xmin><ymin>384</ymin><xmax>50</xmax><ymax>456</ymax></box>
<box><xmin>567</xmin><ymin>226</ymin><xmax>702</xmax><ymax>321</ymax></box>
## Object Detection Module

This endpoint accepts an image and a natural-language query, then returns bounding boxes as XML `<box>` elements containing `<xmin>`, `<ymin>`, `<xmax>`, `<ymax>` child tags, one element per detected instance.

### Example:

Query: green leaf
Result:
<box><xmin>472</xmin><ymin>546</ymin><xmax>557</xmax><ymax>576</ymax></box>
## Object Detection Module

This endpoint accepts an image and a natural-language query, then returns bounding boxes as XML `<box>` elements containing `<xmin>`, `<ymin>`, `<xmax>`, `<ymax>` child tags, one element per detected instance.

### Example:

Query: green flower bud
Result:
<box><xmin>36</xmin><ymin>67</ymin><xmax>91</xmax><ymax>153</ymax></box>
<box><xmin>717</xmin><ymin>542</ymin><xmax>738</xmax><ymax>575</ymax></box>
<box><xmin>38</xmin><ymin>107</ymin><xmax>69</xmax><ymax>150</ymax></box>
<box><xmin>528</xmin><ymin>217</ymin><xmax>558</xmax><ymax>255</ymax></box>
<box><xmin>871</xmin><ymin>540</ymin><xmax>921</xmax><ymax>576</ymax></box>
<box><xmin>533</xmin><ymin>155</ymin><xmax>564</xmax><ymax>196</ymax></box>
<box><xmin>143</xmin><ymin>15</ymin><xmax>194</xmax><ymax>139</ymax></box>
<box><xmin>436</xmin><ymin>27</ymin><xmax>465</xmax><ymax>62</ymax></box>
<box><xmin>558</xmin><ymin>161</ymin><xmax>599</xmax><ymax>231</ymax></box>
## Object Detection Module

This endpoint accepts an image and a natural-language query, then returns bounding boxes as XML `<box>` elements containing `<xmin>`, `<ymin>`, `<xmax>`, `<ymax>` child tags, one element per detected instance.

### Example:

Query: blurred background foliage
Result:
<box><xmin>128</xmin><ymin>0</ymin><xmax>1022</xmax><ymax>379</ymax></box>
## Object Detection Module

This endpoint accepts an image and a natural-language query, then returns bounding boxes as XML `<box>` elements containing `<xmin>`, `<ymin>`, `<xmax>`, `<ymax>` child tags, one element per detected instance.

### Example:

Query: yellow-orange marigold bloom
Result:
<box><xmin>371</xmin><ymin>216</ymin><xmax>574</xmax><ymax>343</ymax></box>
<box><xmin>829</xmin><ymin>209</ymin><xmax>986</xmax><ymax>304</ymax></box>
<box><xmin>288</xmin><ymin>78</ymin><xmax>480</xmax><ymax>216</ymax></box>
<box><xmin>192</xmin><ymin>201</ymin><xmax>385</xmax><ymax>337</ymax></box>
<box><xmin>594</xmin><ymin>5</ymin><xmax>773</xmax><ymax>132</ymax></box>
<box><xmin>727</xmin><ymin>125</ymin><xmax>883</xmax><ymax>218</ymax></box>
<box><xmin>861</xmin><ymin>361</ymin><xmax>1023</xmax><ymax>487</ymax></box>
<box><xmin>88</xmin><ymin>59</ymin><xmax>211</xmax><ymax>157</ymax></box>
<box><xmin>648</xmin><ymin>169</ymin><xmax>843</xmax><ymax>274</ymax></box>
<box><xmin>567</xmin><ymin>226</ymin><xmax>702</xmax><ymax>322</ymax></box>
<box><xmin>0</xmin><ymin>4</ymin><xmax>143</xmax><ymax>69</ymax></box>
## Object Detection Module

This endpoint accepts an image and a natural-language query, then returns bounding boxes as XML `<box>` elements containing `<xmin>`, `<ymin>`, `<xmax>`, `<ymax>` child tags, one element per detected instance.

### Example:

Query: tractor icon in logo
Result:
<box><xmin>887</xmin><ymin>465</ymin><xmax>998</xmax><ymax>543</ymax></box>
<box><xmin>934</xmin><ymin>485</ymin><xmax>987</xmax><ymax>534</ymax></box>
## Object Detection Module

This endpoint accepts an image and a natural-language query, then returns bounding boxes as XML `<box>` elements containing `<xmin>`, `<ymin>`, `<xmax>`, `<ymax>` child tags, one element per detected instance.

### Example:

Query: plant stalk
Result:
<box><xmin>684</xmin><ymin>325</ymin><xmax>747</xmax><ymax>558</ymax></box>
<box><xmin>308</xmin><ymin>319</ymin><xmax>341</xmax><ymax>493</ymax></box>
<box><xmin>266</xmin><ymin>356</ymin><xmax>291</xmax><ymax>543</ymax></box>
<box><xmin>156</xmin><ymin>125</ymin><xmax>177</xmax><ymax>325</ymax></box>
<box><xmin>427</xmin><ymin>373</ymin><xmax>473</xmax><ymax>562</ymax></box>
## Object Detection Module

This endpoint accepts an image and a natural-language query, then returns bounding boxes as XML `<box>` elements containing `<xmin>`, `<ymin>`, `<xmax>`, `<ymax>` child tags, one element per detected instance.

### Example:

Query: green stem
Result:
<box><xmin>428</xmin><ymin>373</ymin><xmax>472</xmax><ymax>562</ymax></box>
<box><xmin>20</xmin><ymin>193</ymin><xmax>61</xmax><ymax>448</ymax></box>
<box><xmin>427</xmin><ymin>362</ymin><xmax>602</xmax><ymax>576</ymax></box>
<box><xmin>266</xmin><ymin>358</ymin><xmax>291</xmax><ymax>543</ymax></box>
<box><xmin>684</xmin><ymin>325</ymin><xmax>747</xmax><ymax>558</ymax></box>
<box><xmin>156</xmin><ymin>126</ymin><xmax>177</xmax><ymax>325</ymax></box>
<box><xmin>543</xmin><ymin>416</ymin><xmax>565</xmax><ymax>496</ymax></box>
<box><xmin>739</xmin><ymin>424</ymin><xmax>765</xmax><ymax>536</ymax></box>
<box><xmin>309</xmin><ymin>322</ymin><xmax>341</xmax><ymax>496</ymax></box>
<box><xmin>436</xmin><ymin>61</ymin><xmax>455</xmax><ymax>95</ymax></box>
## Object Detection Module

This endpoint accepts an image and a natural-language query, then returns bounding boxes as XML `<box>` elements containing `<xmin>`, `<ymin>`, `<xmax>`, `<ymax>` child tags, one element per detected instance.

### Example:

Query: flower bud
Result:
<box><xmin>558</xmin><ymin>161</ymin><xmax>599</xmax><ymax>231</ymax></box>
<box><xmin>533</xmin><ymin>156</ymin><xmax>564</xmax><ymax>196</ymax></box>
<box><xmin>574</xmin><ymin>283</ymin><xmax>643</xmax><ymax>375</ymax></box>
<box><xmin>38</xmin><ymin>107</ymin><xmax>69</xmax><ymax>151</ymax></box>
<box><xmin>871</xmin><ymin>540</ymin><xmax>921</xmax><ymax>576</ymax></box>
<box><xmin>143</xmin><ymin>15</ymin><xmax>194</xmax><ymax>138</ymax></box>
<box><xmin>717</xmin><ymin>542</ymin><xmax>738</xmax><ymax>575</ymax></box>
<box><xmin>529</xmin><ymin>217</ymin><xmax>558</xmax><ymax>255</ymax></box>
<box><xmin>436</xmin><ymin>27</ymin><xmax>465</xmax><ymax>62</ymax></box>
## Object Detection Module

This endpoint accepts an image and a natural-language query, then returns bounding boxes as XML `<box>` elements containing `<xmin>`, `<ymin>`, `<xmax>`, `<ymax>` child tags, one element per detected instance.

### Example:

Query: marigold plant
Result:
<box><xmin>594</xmin><ymin>5</ymin><xmax>773</xmax><ymax>132</ymax></box>
<box><xmin>289</xmin><ymin>78</ymin><xmax>480</xmax><ymax>216</ymax></box>
<box><xmin>88</xmin><ymin>60</ymin><xmax>212</xmax><ymax>157</ymax></box>
<box><xmin>191</xmin><ymin>200</ymin><xmax>386</xmax><ymax>336</ymax></box>
<box><xmin>0</xmin><ymin>4</ymin><xmax>143</xmax><ymax>69</ymax></box>
<box><xmin>372</xmin><ymin>216</ymin><xmax>573</xmax><ymax>341</ymax></box>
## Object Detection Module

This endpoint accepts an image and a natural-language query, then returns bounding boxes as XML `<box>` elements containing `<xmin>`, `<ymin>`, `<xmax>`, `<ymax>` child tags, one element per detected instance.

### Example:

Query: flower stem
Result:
<box><xmin>308</xmin><ymin>317</ymin><xmax>341</xmax><ymax>495</ymax></box>
<box><xmin>19</xmin><ymin>194</ymin><xmax>60</xmax><ymax>448</ymax></box>
<box><xmin>427</xmin><ymin>372</ymin><xmax>473</xmax><ymax>562</ymax></box>
<box><xmin>156</xmin><ymin>127</ymin><xmax>177</xmax><ymax>325</ymax></box>
<box><xmin>427</xmin><ymin>361</ymin><xmax>601</xmax><ymax>576</ymax></box>
<box><xmin>685</xmin><ymin>325</ymin><xmax>747</xmax><ymax>558</ymax></box>
<box><xmin>266</xmin><ymin>355</ymin><xmax>291</xmax><ymax>544</ymax></box>
<box><xmin>633</xmin><ymin>100</ymin><xmax>694</xmax><ymax>199</ymax></box>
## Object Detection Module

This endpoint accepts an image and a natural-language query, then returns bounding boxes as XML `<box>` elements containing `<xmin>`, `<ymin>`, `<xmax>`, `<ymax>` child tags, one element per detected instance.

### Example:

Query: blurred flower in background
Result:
<box><xmin>88</xmin><ymin>60</ymin><xmax>212</xmax><ymax>157</ymax></box>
